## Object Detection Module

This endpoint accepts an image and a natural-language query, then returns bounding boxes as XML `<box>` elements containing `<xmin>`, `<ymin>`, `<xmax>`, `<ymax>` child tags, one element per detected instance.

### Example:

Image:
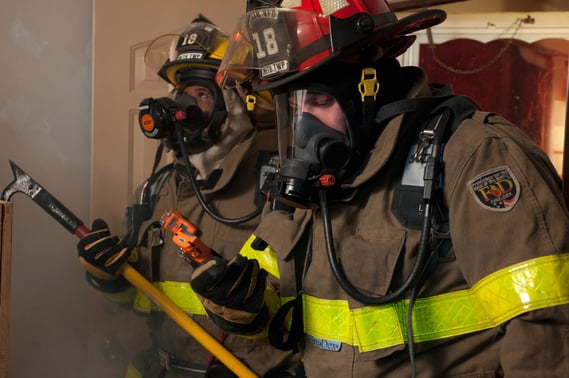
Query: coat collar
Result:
<box><xmin>174</xmin><ymin>128</ymin><xmax>256</xmax><ymax>194</ymax></box>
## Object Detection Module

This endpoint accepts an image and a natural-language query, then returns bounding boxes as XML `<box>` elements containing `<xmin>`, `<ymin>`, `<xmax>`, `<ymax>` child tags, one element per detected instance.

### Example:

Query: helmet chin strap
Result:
<box><xmin>357</xmin><ymin>66</ymin><xmax>383</xmax><ymax>151</ymax></box>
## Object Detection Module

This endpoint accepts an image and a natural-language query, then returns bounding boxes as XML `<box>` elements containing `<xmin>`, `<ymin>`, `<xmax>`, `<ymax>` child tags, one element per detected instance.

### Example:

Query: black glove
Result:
<box><xmin>191</xmin><ymin>254</ymin><xmax>268</xmax><ymax>334</ymax></box>
<box><xmin>77</xmin><ymin>219</ymin><xmax>131</xmax><ymax>281</ymax></box>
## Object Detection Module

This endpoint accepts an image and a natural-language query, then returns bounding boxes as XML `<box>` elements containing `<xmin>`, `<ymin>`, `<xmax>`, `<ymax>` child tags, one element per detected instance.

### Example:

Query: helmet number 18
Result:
<box><xmin>181</xmin><ymin>33</ymin><xmax>199</xmax><ymax>46</ymax></box>
<box><xmin>252</xmin><ymin>28</ymin><xmax>279</xmax><ymax>59</ymax></box>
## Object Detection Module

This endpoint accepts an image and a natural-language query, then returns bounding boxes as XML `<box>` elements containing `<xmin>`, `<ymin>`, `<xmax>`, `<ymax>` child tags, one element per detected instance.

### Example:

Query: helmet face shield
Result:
<box><xmin>216</xmin><ymin>8</ymin><xmax>334</xmax><ymax>89</ymax></box>
<box><xmin>144</xmin><ymin>33</ymin><xmax>181</xmax><ymax>81</ymax></box>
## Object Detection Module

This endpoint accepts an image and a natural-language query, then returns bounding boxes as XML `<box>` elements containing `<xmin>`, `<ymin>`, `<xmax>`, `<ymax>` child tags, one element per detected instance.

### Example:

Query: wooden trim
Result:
<box><xmin>563</xmin><ymin>87</ymin><xmax>569</xmax><ymax>205</ymax></box>
<box><xmin>0</xmin><ymin>202</ymin><xmax>13</xmax><ymax>378</ymax></box>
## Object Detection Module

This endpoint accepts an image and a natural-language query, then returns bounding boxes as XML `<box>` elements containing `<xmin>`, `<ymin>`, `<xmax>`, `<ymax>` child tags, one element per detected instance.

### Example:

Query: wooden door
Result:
<box><xmin>399</xmin><ymin>12</ymin><xmax>569</xmax><ymax>201</ymax></box>
<box><xmin>92</xmin><ymin>1</ymin><xmax>244</xmax><ymax>232</ymax></box>
<box><xmin>91</xmin><ymin>2</ymin><xmax>244</xmax><ymax>376</ymax></box>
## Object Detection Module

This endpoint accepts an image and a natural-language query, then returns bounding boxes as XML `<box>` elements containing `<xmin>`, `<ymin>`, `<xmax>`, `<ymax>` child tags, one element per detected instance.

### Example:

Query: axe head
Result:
<box><xmin>2</xmin><ymin>160</ymin><xmax>41</xmax><ymax>201</ymax></box>
<box><xmin>1</xmin><ymin>160</ymin><xmax>89</xmax><ymax>237</ymax></box>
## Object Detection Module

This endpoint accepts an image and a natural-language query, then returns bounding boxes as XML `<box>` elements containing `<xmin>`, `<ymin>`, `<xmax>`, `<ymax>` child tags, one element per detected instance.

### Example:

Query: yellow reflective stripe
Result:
<box><xmin>133</xmin><ymin>282</ymin><xmax>296</xmax><ymax>340</ymax></box>
<box><xmin>133</xmin><ymin>281</ymin><xmax>207</xmax><ymax>315</ymax></box>
<box><xmin>124</xmin><ymin>362</ymin><xmax>143</xmax><ymax>378</ymax></box>
<box><xmin>101</xmin><ymin>285</ymin><xmax>137</xmax><ymax>305</ymax></box>
<box><xmin>132</xmin><ymin>282</ymin><xmax>293</xmax><ymax>316</ymax></box>
<box><xmin>132</xmin><ymin>234</ymin><xmax>282</xmax><ymax>315</ymax></box>
<box><xmin>475</xmin><ymin>254</ymin><xmax>569</xmax><ymax>323</ymax></box>
<box><xmin>239</xmin><ymin>234</ymin><xmax>281</xmax><ymax>279</ymax></box>
<box><xmin>304</xmin><ymin>254</ymin><xmax>569</xmax><ymax>352</ymax></box>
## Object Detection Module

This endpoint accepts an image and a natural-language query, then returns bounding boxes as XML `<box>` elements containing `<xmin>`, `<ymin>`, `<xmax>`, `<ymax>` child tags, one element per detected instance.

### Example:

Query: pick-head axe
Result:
<box><xmin>2</xmin><ymin>160</ymin><xmax>258</xmax><ymax>378</ymax></box>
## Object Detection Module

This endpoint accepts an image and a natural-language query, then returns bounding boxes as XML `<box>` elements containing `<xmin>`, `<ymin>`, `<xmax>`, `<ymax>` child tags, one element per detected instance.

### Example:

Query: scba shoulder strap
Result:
<box><xmin>387</xmin><ymin>88</ymin><xmax>479</xmax><ymax>230</ymax></box>
<box><xmin>124</xmin><ymin>163</ymin><xmax>177</xmax><ymax>248</ymax></box>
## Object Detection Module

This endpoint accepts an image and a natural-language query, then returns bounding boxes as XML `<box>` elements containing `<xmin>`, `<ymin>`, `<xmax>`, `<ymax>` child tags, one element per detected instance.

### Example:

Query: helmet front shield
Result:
<box><xmin>144</xmin><ymin>33</ymin><xmax>181</xmax><ymax>80</ymax></box>
<box><xmin>216</xmin><ymin>9</ymin><xmax>334</xmax><ymax>90</ymax></box>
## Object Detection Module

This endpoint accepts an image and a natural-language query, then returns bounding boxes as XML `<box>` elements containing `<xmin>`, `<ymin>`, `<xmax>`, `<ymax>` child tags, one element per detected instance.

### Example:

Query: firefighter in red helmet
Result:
<box><xmin>189</xmin><ymin>1</ymin><xmax>569</xmax><ymax>377</ymax></box>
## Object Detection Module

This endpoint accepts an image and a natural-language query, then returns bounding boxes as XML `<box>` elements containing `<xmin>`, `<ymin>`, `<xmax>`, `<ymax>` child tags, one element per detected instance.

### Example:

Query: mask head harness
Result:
<box><xmin>268</xmin><ymin>65</ymin><xmax>373</xmax><ymax>208</ymax></box>
<box><xmin>138</xmin><ymin>14</ymin><xmax>229</xmax><ymax>151</ymax></box>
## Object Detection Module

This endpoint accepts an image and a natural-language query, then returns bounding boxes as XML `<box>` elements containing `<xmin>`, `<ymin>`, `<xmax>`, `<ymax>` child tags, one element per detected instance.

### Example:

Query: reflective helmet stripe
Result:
<box><xmin>304</xmin><ymin>254</ymin><xmax>569</xmax><ymax>352</ymax></box>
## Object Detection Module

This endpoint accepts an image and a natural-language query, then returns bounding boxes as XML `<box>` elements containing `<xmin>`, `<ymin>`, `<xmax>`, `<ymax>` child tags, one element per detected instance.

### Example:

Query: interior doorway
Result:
<box><xmin>400</xmin><ymin>12</ymin><xmax>569</xmax><ymax>201</ymax></box>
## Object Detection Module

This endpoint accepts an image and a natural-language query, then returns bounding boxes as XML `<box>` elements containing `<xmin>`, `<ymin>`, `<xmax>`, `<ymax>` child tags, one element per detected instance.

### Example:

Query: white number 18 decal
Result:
<box><xmin>182</xmin><ymin>33</ymin><xmax>198</xmax><ymax>46</ymax></box>
<box><xmin>252</xmin><ymin>27</ymin><xmax>279</xmax><ymax>59</ymax></box>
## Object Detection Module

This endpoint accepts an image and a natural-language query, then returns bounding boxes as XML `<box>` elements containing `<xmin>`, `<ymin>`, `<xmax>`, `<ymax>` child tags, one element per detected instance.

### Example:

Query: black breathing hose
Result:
<box><xmin>319</xmin><ymin>110</ymin><xmax>450</xmax><ymax>305</ymax></box>
<box><xmin>174</xmin><ymin>122</ymin><xmax>263</xmax><ymax>225</ymax></box>
<box><xmin>319</xmin><ymin>188</ymin><xmax>433</xmax><ymax>305</ymax></box>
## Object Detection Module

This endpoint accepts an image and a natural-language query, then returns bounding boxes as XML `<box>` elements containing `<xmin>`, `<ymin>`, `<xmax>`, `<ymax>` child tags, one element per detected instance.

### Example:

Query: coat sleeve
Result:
<box><xmin>443</xmin><ymin>113</ymin><xmax>569</xmax><ymax>375</ymax></box>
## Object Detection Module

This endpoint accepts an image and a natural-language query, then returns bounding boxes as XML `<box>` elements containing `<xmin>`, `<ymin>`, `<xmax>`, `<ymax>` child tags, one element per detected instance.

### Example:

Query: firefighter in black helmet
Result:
<box><xmin>77</xmin><ymin>14</ymin><xmax>301</xmax><ymax>378</ymax></box>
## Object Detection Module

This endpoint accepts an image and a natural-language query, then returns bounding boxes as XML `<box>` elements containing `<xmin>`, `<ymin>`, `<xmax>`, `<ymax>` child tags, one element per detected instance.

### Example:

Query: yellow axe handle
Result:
<box><xmin>121</xmin><ymin>264</ymin><xmax>258</xmax><ymax>378</ymax></box>
<box><xmin>1</xmin><ymin>161</ymin><xmax>257</xmax><ymax>377</ymax></box>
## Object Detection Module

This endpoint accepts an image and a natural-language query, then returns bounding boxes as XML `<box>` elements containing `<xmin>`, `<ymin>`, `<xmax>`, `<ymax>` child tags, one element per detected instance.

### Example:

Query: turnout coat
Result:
<box><xmin>128</xmin><ymin>91</ymin><xmax>298</xmax><ymax>377</ymax></box>
<box><xmin>253</xmin><ymin>67</ymin><xmax>569</xmax><ymax>377</ymax></box>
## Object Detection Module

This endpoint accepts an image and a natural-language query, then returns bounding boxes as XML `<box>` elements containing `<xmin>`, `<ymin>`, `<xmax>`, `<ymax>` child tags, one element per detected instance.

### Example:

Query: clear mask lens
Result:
<box><xmin>274</xmin><ymin>89</ymin><xmax>350</xmax><ymax>180</ymax></box>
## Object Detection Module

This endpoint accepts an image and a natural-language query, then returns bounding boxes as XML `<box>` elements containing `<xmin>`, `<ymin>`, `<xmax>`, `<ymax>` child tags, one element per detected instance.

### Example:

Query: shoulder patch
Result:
<box><xmin>467</xmin><ymin>166</ymin><xmax>520</xmax><ymax>211</ymax></box>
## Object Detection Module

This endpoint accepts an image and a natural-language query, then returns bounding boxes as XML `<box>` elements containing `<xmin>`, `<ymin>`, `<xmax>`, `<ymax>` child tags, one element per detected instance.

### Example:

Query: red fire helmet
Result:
<box><xmin>217</xmin><ymin>0</ymin><xmax>446</xmax><ymax>90</ymax></box>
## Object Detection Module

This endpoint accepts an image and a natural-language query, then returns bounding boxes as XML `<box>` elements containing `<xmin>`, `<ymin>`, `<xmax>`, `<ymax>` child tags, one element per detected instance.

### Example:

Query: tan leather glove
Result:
<box><xmin>77</xmin><ymin>219</ymin><xmax>130</xmax><ymax>280</ymax></box>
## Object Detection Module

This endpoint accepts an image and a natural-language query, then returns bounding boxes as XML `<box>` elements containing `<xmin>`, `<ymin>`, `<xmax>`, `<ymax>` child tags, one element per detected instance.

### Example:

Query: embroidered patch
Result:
<box><xmin>306</xmin><ymin>335</ymin><xmax>341</xmax><ymax>352</ymax></box>
<box><xmin>468</xmin><ymin>166</ymin><xmax>520</xmax><ymax>211</ymax></box>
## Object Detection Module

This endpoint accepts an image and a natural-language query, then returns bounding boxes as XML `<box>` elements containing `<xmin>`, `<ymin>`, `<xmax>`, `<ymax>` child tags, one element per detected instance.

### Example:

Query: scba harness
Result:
<box><xmin>379</xmin><ymin>85</ymin><xmax>479</xmax><ymax>231</ymax></box>
<box><xmin>266</xmin><ymin>87</ymin><xmax>480</xmax><ymax>351</ymax></box>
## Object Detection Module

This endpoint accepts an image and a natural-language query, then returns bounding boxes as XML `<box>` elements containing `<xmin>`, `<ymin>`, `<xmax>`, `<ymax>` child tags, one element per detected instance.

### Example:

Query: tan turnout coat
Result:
<box><xmin>255</xmin><ymin>67</ymin><xmax>569</xmax><ymax>377</ymax></box>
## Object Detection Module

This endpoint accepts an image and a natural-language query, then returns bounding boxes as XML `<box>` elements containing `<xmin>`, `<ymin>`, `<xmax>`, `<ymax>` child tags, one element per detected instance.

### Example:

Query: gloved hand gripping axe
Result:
<box><xmin>1</xmin><ymin>160</ymin><xmax>258</xmax><ymax>378</ymax></box>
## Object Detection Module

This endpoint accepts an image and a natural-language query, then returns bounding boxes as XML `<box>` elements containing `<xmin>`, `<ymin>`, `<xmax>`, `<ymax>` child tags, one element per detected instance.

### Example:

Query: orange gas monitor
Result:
<box><xmin>160</xmin><ymin>209</ymin><xmax>213</xmax><ymax>264</ymax></box>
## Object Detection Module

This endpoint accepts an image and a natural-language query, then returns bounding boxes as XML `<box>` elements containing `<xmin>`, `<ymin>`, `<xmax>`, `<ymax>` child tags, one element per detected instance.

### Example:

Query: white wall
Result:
<box><xmin>0</xmin><ymin>0</ymin><xmax>92</xmax><ymax>376</ymax></box>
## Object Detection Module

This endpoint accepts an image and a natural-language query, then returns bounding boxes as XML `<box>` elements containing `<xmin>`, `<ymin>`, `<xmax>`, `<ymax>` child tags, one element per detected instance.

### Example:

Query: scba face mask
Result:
<box><xmin>138</xmin><ymin>80</ymin><xmax>227</xmax><ymax>150</ymax></box>
<box><xmin>269</xmin><ymin>88</ymin><xmax>352</xmax><ymax>208</ymax></box>
<box><xmin>174</xmin><ymin>91</ymin><xmax>208</xmax><ymax>128</ymax></box>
